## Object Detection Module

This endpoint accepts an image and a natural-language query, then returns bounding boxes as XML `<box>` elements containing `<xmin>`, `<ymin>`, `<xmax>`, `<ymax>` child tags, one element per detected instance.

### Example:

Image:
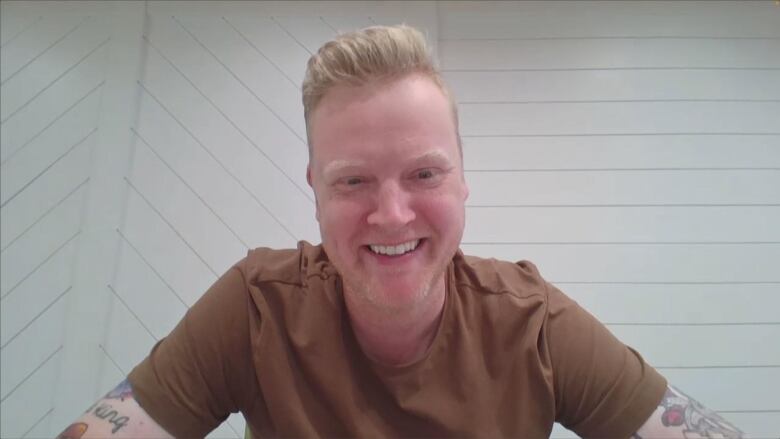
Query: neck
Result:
<box><xmin>345</xmin><ymin>277</ymin><xmax>446</xmax><ymax>367</ymax></box>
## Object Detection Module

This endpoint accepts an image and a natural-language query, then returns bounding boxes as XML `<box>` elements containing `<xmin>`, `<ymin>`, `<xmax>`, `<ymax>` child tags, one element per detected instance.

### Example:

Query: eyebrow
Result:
<box><xmin>321</xmin><ymin>150</ymin><xmax>454</xmax><ymax>177</ymax></box>
<box><xmin>322</xmin><ymin>159</ymin><xmax>366</xmax><ymax>177</ymax></box>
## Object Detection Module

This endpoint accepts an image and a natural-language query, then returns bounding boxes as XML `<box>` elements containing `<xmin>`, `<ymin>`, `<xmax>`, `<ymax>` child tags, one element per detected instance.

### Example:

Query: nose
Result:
<box><xmin>366</xmin><ymin>181</ymin><xmax>416</xmax><ymax>229</ymax></box>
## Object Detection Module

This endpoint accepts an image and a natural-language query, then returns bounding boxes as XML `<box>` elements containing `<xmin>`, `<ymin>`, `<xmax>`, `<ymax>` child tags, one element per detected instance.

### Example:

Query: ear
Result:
<box><xmin>307</xmin><ymin>165</ymin><xmax>321</xmax><ymax>221</ymax></box>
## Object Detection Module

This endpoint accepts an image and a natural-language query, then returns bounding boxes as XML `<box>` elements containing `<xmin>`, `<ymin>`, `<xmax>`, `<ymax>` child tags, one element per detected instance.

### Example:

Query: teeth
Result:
<box><xmin>369</xmin><ymin>239</ymin><xmax>420</xmax><ymax>256</ymax></box>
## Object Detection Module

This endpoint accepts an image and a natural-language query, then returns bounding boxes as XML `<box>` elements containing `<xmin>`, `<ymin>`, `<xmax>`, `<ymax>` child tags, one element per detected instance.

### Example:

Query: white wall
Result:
<box><xmin>0</xmin><ymin>1</ymin><xmax>778</xmax><ymax>438</ymax></box>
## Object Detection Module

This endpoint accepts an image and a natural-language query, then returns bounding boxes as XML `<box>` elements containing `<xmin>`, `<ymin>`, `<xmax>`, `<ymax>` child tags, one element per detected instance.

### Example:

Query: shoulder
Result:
<box><xmin>453</xmin><ymin>251</ymin><xmax>549</xmax><ymax>301</ymax></box>
<box><xmin>238</xmin><ymin>240</ymin><xmax>335</xmax><ymax>286</ymax></box>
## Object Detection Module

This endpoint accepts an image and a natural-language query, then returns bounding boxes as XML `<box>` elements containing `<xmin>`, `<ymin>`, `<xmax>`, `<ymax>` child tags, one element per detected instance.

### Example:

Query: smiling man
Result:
<box><xmin>61</xmin><ymin>25</ymin><xmax>744</xmax><ymax>439</ymax></box>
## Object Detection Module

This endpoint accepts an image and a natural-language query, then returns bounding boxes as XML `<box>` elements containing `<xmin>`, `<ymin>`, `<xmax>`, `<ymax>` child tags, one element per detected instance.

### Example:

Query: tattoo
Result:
<box><xmin>105</xmin><ymin>378</ymin><xmax>134</xmax><ymax>401</ymax></box>
<box><xmin>57</xmin><ymin>422</ymin><xmax>88</xmax><ymax>439</ymax></box>
<box><xmin>85</xmin><ymin>402</ymin><xmax>130</xmax><ymax>434</ymax></box>
<box><xmin>660</xmin><ymin>386</ymin><xmax>744</xmax><ymax>438</ymax></box>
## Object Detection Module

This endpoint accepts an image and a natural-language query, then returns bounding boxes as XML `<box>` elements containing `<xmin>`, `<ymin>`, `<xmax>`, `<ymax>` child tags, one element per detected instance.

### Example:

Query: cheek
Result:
<box><xmin>418</xmin><ymin>194</ymin><xmax>466</xmax><ymax>231</ymax></box>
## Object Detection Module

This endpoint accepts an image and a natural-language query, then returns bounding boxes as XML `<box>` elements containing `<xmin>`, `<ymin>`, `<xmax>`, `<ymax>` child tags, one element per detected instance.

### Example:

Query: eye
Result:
<box><xmin>416</xmin><ymin>169</ymin><xmax>435</xmax><ymax>180</ymax></box>
<box><xmin>345</xmin><ymin>177</ymin><xmax>363</xmax><ymax>186</ymax></box>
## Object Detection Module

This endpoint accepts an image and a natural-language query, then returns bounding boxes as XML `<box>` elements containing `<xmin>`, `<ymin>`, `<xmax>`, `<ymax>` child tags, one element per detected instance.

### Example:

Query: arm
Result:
<box><xmin>57</xmin><ymin>379</ymin><xmax>173</xmax><ymax>439</ymax></box>
<box><xmin>632</xmin><ymin>385</ymin><xmax>745</xmax><ymax>439</ymax></box>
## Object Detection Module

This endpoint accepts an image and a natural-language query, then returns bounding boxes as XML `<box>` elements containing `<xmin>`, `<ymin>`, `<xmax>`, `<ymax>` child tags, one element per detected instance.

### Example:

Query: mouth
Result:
<box><xmin>366</xmin><ymin>239</ymin><xmax>423</xmax><ymax>257</ymax></box>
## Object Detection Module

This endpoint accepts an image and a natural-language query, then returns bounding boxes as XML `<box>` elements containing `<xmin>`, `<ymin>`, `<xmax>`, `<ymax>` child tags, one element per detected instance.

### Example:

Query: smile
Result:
<box><xmin>368</xmin><ymin>239</ymin><xmax>421</xmax><ymax>256</ymax></box>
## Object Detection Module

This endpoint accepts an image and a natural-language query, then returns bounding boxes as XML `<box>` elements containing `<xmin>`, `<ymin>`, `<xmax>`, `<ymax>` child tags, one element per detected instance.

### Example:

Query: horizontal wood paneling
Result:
<box><xmin>463</xmin><ymin>206</ymin><xmax>780</xmax><ymax>242</ymax></box>
<box><xmin>465</xmin><ymin>170</ymin><xmax>780</xmax><ymax>206</ymax></box>
<box><xmin>612</xmin><ymin>324</ymin><xmax>780</xmax><ymax>367</ymax></box>
<box><xmin>459</xmin><ymin>102</ymin><xmax>780</xmax><ymax>136</ymax></box>
<box><xmin>718</xmin><ymin>412</ymin><xmax>780</xmax><ymax>438</ymax></box>
<box><xmin>441</xmin><ymin>39</ymin><xmax>780</xmax><ymax>70</ymax></box>
<box><xmin>446</xmin><ymin>70</ymin><xmax>780</xmax><ymax>102</ymax></box>
<box><xmin>660</xmin><ymin>367</ymin><xmax>780</xmax><ymax>412</ymax></box>
<box><xmin>439</xmin><ymin>1</ymin><xmax>780</xmax><ymax>39</ymax></box>
<box><xmin>562</xmin><ymin>283</ymin><xmax>779</xmax><ymax>325</ymax></box>
<box><xmin>460</xmin><ymin>244</ymin><xmax>780</xmax><ymax>283</ymax></box>
<box><xmin>461</xmin><ymin>135</ymin><xmax>780</xmax><ymax>170</ymax></box>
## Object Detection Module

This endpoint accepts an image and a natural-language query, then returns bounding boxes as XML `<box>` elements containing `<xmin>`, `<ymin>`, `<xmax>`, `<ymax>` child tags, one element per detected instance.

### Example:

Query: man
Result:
<box><xmin>61</xmin><ymin>25</ymin><xmax>744</xmax><ymax>439</ymax></box>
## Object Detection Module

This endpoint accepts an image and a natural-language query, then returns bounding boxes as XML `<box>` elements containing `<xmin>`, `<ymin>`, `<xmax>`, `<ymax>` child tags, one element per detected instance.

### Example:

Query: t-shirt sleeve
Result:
<box><xmin>127</xmin><ymin>262</ymin><xmax>258</xmax><ymax>438</ymax></box>
<box><xmin>545</xmin><ymin>282</ymin><xmax>667</xmax><ymax>438</ymax></box>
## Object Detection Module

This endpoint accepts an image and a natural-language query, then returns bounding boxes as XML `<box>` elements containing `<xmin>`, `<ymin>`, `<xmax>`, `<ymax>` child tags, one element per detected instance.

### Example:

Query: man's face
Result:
<box><xmin>307</xmin><ymin>74</ymin><xmax>468</xmax><ymax>314</ymax></box>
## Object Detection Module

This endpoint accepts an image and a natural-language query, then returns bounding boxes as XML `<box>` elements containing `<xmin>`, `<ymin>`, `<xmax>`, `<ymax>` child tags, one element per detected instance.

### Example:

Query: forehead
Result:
<box><xmin>308</xmin><ymin>74</ymin><xmax>459</xmax><ymax>166</ymax></box>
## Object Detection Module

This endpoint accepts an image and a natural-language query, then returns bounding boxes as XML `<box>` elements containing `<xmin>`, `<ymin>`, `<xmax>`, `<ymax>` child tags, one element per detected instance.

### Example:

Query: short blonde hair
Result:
<box><xmin>302</xmin><ymin>24</ymin><xmax>459</xmax><ymax>156</ymax></box>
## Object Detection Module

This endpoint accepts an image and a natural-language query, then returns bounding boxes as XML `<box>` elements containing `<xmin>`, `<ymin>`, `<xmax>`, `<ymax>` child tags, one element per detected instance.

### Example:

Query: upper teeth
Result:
<box><xmin>370</xmin><ymin>240</ymin><xmax>420</xmax><ymax>256</ymax></box>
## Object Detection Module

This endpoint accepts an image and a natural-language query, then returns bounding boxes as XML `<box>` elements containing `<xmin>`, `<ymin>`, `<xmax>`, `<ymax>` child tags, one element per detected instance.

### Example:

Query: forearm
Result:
<box><xmin>632</xmin><ymin>385</ymin><xmax>744</xmax><ymax>439</ymax></box>
<box><xmin>57</xmin><ymin>380</ymin><xmax>173</xmax><ymax>439</ymax></box>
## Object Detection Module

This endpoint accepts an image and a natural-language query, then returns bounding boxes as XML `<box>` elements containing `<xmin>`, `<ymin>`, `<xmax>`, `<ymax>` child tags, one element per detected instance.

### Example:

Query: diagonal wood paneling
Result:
<box><xmin>0</xmin><ymin>1</ymin><xmax>108</xmax><ymax>436</ymax></box>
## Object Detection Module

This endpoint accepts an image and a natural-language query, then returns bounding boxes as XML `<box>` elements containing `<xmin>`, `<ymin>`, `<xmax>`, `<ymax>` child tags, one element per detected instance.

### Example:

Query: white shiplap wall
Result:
<box><xmin>0</xmin><ymin>1</ymin><xmax>777</xmax><ymax>438</ymax></box>
<box><xmin>441</xmin><ymin>1</ymin><xmax>780</xmax><ymax>437</ymax></box>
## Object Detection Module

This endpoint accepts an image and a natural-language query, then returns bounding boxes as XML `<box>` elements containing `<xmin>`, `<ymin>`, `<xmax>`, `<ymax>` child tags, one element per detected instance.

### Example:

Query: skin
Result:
<box><xmin>306</xmin><ymin>72</ymin><xmax>469</xmax><ymax>366</ymax></box>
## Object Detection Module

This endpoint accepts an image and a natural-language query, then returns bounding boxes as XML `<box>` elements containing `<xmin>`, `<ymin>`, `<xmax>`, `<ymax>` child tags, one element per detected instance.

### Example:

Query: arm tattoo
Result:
<box><xmin>80</xmin><ymin>379</ymin><xmax>133</xmax><ymax>434</ymax></box>
<box><xmin>659</xmin><ymin>385</ymin><xmax>744</xmax><ymax>439</ymax></box>
<box><xmin>57</xmin><ymin>422</ymin><xmax>88</xmax><ymax>439</ymax></box>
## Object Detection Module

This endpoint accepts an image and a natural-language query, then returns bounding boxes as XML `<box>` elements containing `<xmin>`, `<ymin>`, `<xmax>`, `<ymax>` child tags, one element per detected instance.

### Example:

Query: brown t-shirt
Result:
<box><xmin>128</xmin><ymin>241</ymin><xmax>666</xmax><ymax>438</ymax></box>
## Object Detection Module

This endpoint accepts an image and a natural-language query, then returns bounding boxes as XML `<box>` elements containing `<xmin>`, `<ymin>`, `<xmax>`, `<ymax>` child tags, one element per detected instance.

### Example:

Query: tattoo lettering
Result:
<box><xmin>660</xmin><ymin>386</ymin><xmax>744</xmax><ymax>439</ymax></box>
<box><xmin>57</xmin><ymin>422</ymin><xmax>88</xmax><ymax>439</ymax></box>
<box><xmin>88</xmin><ymin>402</ymin><xmax>130</xmax><ymax>434</ymax></box>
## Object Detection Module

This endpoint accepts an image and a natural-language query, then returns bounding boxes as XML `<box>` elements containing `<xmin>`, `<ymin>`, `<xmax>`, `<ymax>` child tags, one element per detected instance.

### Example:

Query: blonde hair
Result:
<box><xmin>302</xmin><ymin>24</ymin><xmax>460</xmax><ymax>156</ymax></box>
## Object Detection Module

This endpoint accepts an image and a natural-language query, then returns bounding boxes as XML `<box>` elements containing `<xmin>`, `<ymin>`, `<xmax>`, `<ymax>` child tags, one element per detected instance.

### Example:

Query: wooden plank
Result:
<box><xmin>461</xmin><ymin>135</ymin><xmax>780</xmax><ymax>170</ymax></box>
<box><xmin>0</xmin><ymin>139</ymin><xmax>91</xmax><ymax>249</ymax></box>
<box><xmin>121</xmin><ymin>189</ymin><xmax>218</xmax><ymax>306</ymax></box>
<box><xmin>0</xmin><ymin>347</ymin><xmax>60</xmax><ymax>439</ymax></box>
<box><xmin>0</xmin><ymin>13</ymin><xmax>86</xmax><ymax>83</ymax></box>
<box><xmin>112</xmin><ymin>237</ymin><xmax>188</xmax><ymax>339</ymax></box>
<box><xmin>0</xmin><ymin>241</ymin><xmax>74</xmax><ymax>348</ymax></box>
<box><xmin>440</xmin><ymin>39</ymin><xmax>780</xmax><ymax>70</ymax></box>
<box><xmin>173</xmin><ymin>16</ymin><xmax>307</xmax><ymax>141</ymax></box>
<box><xmin>0</xmin><ymin>87</ymin><xmax>99</xmax><ymax>195</ymax></box>
<box><xmin>562</xmin><ymin>283</ymin><xmax>780</xmax><ymax>325</ymax></box>
<box><xmin>0</xmin><ymin>189</ymin><xmax>82</xmax><ymax>296</ymax></box>
<box><xmin>0</xmin><ymin>19</ymin><xmax>107</xmax><ymax>120</ymax></box>
<box><xmin>0</xmin><ymin>296</ymin><xmax>65</xmax><ymax>400</ymax></box>
<box><xmin>128</xmin><ymin>140</ymin><xmax>248</xmax><ymax>275</ymax></box>
<box><xmin>222</xmin><ymin>16</ymin><xmax>310</xmax><ymax>87</ymax></box>
<box><xmin>459</xmin><ymin>102</ymin><xmax>780</xmax><ymax>136</ymax></box>
<box><xmin>459</xmin><ymin>243</ymin><xmax>780</xmax><ymax>283</ymax></box>
<box><xmin>465</xmin><ymin>170</ymin><xmax>780</xmax><ymax>206</ymax></box>
<box><xmin>139</xmin><ymin>30</ymin><xmax>319</xmax><ymax>241</ymax></box>
<box><xmin>464</xmin><ymin>206</ymin><xmax>780</xmax><ymax>243</ymax></box>
<box><xmin>439</xmin><ymin>1</ymin><xmax>780</xmax><ymax>39</ymax></box>
<box><xmin>445</xmin><ymin>70</ymin><xmax>780</xmax><ymax>102</ymax></box>
<box><xmin>718</xmin><ymin>412</ymin><xmax>780</xmax><ymax>438</ymax></box>
<box><xmin>610</xmin><ymin>324</ymin><xmax>780</xmax><ymax>367</ymax></box>
<box><xmin>134</xmin><ymin>99</ymin><xmax>296</xmax><ymax>250</ymax></box>
<box><xmin>660</xmin><ymin>367</ymin><xmax>780</xmax><ymax>412</ymax></box>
